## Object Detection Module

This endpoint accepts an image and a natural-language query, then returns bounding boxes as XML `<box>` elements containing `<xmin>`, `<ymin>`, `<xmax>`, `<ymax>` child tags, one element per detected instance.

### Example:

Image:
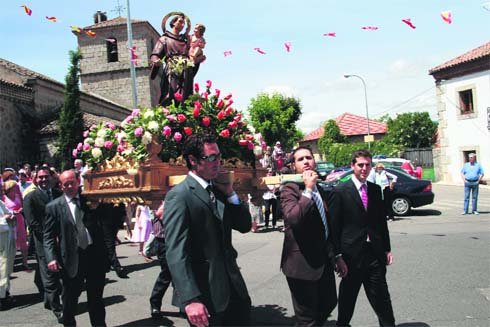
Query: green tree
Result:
<box><xmin>318</xmin><ymin>119</ymin><xmax>346</xmax><ymax>155</ymax></box>
<box><xmin>385</xmin><ymin>112</ymin><xmax>437</xmax><ymax>148</ymax></box>
<box><xmin>248</xmin><ymin>93</ymin><xmax>302</xmax><ymax>150</ymax></box>
<box><xmin>57</xmin><ymin>49</ymin><xmax>84</xmax><ymax>170</ymax></box>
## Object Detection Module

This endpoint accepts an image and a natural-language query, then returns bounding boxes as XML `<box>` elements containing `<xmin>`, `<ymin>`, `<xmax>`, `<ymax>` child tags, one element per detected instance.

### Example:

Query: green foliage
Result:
<box><xmin>57</xmin><ymin>49</ymin><xmax>84</xmax><ymax>170</ymax></box>
<box><xmin>248</xmin><ymin>93</ymin><xmax>302</xmax><ymax>151</ymax></box>
<box><xmin>318</xmin><ymin>120</ymin><xmax>346</xmax><ymax>155</ymax></box>
<box><xmin>385</xmin><ymin>112</ymin><xmax>437</xmax><ymax>148</ymax></box>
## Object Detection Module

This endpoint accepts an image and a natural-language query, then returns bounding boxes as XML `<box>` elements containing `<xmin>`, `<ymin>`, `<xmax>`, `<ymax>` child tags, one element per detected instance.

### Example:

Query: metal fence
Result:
<box><xmin>402</xmin><ymin>148</ymin><xmax>433</xmax><ymax>167</ymax></box>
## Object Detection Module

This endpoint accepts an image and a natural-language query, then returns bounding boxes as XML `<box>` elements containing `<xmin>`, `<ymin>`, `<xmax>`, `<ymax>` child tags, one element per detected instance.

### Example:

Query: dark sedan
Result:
<box><xmin>318</xmin><ymin>168</ymin><xmax>434</xmax><ymax>216</ymax></box>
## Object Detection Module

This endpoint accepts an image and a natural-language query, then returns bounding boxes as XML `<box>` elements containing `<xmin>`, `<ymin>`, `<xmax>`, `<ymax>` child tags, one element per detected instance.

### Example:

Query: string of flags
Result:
<box><xmin>19</xmin><ymin>3</ymin><xmax>473</xmax><ymax>60</ymax></box>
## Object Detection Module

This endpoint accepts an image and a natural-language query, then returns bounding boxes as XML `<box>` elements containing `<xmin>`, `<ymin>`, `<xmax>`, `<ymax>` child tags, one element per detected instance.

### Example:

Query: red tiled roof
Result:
<box><xmin>83</xmin><ymin>17</ymin><xmax>147</xmax><ymax>30</ymax></box>
<box><xmin>429</xmin><ymin>42</ymin><xmax>490</xmax><ymax>74</ymax></box>
<box><xmin>302</xmin><ymin>113</ymin><xmax>387</xmax><ymax>141</ymax></box>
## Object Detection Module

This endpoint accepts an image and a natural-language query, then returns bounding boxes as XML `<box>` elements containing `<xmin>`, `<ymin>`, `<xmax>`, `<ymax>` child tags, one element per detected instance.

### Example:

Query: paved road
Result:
<box><xmin>2</xmin><ymin>184</ymin><xmax>489</xmax><ymax>326</ymax></box>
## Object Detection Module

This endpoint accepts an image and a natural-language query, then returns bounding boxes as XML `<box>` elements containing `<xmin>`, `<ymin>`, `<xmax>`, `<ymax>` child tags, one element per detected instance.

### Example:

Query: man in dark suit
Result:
<box><xmin>44</xmin><ymin>170</ymin><xmax>109</xmax><ymax>326</ymax></box>
<box><xmin>99</xmin><ymin>203</ymin><xmax>128</xmax><ymax>278</ymax></box>
<box><xmin>280</xmin><ymin>146</ymin><xmax>337</xmax><ymax>326</ymax></box>
<box><xmin>23</xmin><ymin>167</ymin><xmax>63</xmax><ymax>321</ymax></box>
<box><xmin>328</xmin><ymin>149</ymin><xmax>395</xmax><ymax>327</ymax></box>
<box><xmin>164</xmin><ymin>133</ymin><xmax>252</xmax><ymax>327</ymax></box>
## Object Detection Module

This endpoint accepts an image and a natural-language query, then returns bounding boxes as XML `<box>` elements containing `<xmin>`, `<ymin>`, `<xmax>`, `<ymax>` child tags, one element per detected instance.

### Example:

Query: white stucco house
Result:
<box><xmin>429</xmin><ymin>42</ymin><xmax>490</xmax><ymax>183</ymax></box>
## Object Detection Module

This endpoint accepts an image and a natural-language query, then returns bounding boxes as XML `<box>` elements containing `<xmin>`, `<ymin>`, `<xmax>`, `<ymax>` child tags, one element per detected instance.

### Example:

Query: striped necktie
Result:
<box><xmin>360</xmin><ymin>184</ymin><xmax>368</xmax><ymax>210</ymax></box>
<box><xmin>311</xmin><ymin>190</ymin><xmax>328</xmax><ymax>239</ymax></box>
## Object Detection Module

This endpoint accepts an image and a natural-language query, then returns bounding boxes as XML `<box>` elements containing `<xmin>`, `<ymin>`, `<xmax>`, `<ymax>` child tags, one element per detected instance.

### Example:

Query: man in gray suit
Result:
<box><xmin>164</xmin><ymin>133</ymin><xmax>252</xmax><ymax>327</ymax></box>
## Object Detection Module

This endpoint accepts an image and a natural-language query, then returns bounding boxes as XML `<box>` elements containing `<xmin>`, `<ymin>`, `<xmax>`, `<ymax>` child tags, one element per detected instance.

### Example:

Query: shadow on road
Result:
<box><xmin>116</xmin><ymin>316</ymin><xmax>176</xmax><ymax>326</ymax></box>
<box><xmin>251</xmin><ymin>304</ymin><xmax>294</xmax><ymax>325</ymax></box>
<box><xmin>397</xmin><ymin>323</ymin><xmax>431</xmax><ymax>326</ymax></box>
<box><xmin>8</xmin><ymin>292</ymin><xmax>43</xmax><ymax>310</ymax></box>
<box><xmin>409</xmin><ymin>209</ymin><xmax>442</xmax><ymax>216</ymax></box>
<box><xmin>124</xmin><ymin>260</ymin><xmax>159</xmax><ymax>275</ymax></box>
<box><xmin>77</xmin><ymin>295</ymin><xmax>126</xmax><ymax>315</ymax></box>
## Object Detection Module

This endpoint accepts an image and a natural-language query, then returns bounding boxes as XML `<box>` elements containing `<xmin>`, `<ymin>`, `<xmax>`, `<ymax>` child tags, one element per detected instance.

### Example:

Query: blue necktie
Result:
<box><xmin>311</xmin><ymin>190</ymin><xmax>328</xmax><ymax>239</ymax></box>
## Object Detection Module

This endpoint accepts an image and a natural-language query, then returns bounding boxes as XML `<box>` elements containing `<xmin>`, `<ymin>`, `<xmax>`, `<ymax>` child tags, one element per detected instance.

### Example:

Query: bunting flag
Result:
<box><xmin>223</xmin><ymin>50</ymin><xmax>232</xmax><ymax>57</ymax></box>
<box><xmin>70</xmin><ymin>25</ymin><xmax>82</xmax><ymax>33</ymax></box>
<box><xmin>46</xmin><ymin>16</ymin><xmax>58</xmax><ymax>22</ymax></box>
<box><xmin>361</xmin><ymin>26</ymin><xmax>379</xmax><ymax>30</ymax></box>
<box><xmin>284</xmin><ymin>41</ymin><xmax>292</xmax><ymax>52</ymax></box>
<box><xmin>129</xmin><ymin>46</ymin><xmax>138</xmax><ymax>66</ymax></box>
<box><xmin>21</xmin><ymin>5</ymin><xmax>32</xmax><ymax>16</ymax></box>
<box><xmin>253</xmin><ymin>47</ymin><xmax>266</xmax><ymax>55</ymax></box>
<box><xmin>441</xmin><ymin>11</ymin><xmax>452</xmax><ymax>24</ymax></box>
<box><xmin>85</xmin><ymin>30</ymin><xmax>96</xmax><ymax>37</ymax></box>
<box><xmin>323</xmin><ymin>32</ymin><xmax>336</xmax><ymax>37</ymax></box>
<box><xmin>401</xmin><ymin>18</ymin><xmax>416</xmax><ymax>29</ymax></box>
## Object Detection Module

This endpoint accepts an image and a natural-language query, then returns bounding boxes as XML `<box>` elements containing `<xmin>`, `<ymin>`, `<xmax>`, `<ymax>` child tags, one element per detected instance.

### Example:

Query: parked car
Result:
<box><xmin>372</xmin><ymin>158</ymin><xmax>422</xmax><ymax>178</ymax></box>
<box><xmin>325</xmin><ymin>166</ymin><xmax>351</xmax><ymax>182</ymax></box>
<box><xmin>316</xmin><ymin>161</ymin><xmax>335</xmax><ymax>180</ymax></box>
<box><xmin>318</xmin><ymin>168</ymin><xmax>434</xmax><ymax>216</ymax></box>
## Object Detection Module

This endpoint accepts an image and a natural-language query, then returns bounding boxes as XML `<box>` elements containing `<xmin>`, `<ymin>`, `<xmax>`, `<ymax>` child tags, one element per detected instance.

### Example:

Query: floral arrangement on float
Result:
<box><xmin>73</xmin><ymin>80</ymin><xmax>263</xmax><ymax>171</ymax></box>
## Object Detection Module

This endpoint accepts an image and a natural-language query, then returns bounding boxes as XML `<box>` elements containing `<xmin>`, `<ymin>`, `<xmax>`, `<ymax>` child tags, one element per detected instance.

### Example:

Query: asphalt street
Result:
<box><xmin>2</xmin><ymin>184</ymin><xmax>489</xmax><ymax>326</ymax></box>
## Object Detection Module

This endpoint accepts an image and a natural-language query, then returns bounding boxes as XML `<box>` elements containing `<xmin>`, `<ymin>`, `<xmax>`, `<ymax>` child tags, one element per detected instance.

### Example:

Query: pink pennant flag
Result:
<box><xmin>223</xmin><ymin>50</ymin><xmax>232</xmax><ymax>57</ymax></box>
<box><xmin>441</xmin><ymin>11</ymin><xmax>452</xmax><ymax>24</ymax></box>
<box><xmin>253</xmin><ymin>47</ymin><xmax>266</xmax><ymax>55</ymax></box>
<box><xmin>129</xmin><ymin>46</ymin><xmax>138</xmax><ymax>66</ymax></box>
<box><xmin>361</xmin><ymin>26</ymin><xmax>379</xmax><ymax>31</ymax></box>
<box><xmin>46</xmin><ymin>16</ymin><xmax>58</xmax><ymax>22</ymax></box>
<box><xmin>284</xmin><ymin>41</ymin><xmax>292</xmax><ymax>52</ymax></box>
<box><xmin>323</xmin><ymin>32</ymin><xmax>336</xmax><ymax>37</ymax></box>
<box><xmin>401</xmin><ymin>18</ymin><xmax>416</xmax><ymax>29</ymax></box>
<box><xmin>21</xmin><ymin>5</ymin><xmax>32</xmax><ymax>16</ymax></box>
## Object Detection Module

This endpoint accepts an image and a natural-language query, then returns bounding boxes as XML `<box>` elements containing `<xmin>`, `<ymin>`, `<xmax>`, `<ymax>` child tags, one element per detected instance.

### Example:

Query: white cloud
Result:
<box><xmin>261</xmin><ymin>85</ymin><xmax>298</xmax><ymax>97</ymax></box>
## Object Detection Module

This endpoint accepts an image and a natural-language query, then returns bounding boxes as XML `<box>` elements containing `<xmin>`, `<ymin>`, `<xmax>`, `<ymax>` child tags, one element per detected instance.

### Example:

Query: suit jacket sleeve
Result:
<box><xmin>220</xmin><ymin>194</ymin><xmax>251</xmax><ymax>233</ymax></box>
<box><xmin>23</xmin><ymin>192</ymin><xmax>43</xmax><ymax>239</ymax></box>
<box><xmin>280</xmin><ymin>182</ymin><xmax>315</xmax><ymax>227</ymax></box>
<box><xmin>163</xmin><ymin>187</ymin><xmax>202</xmax><ymax>304</ymax></box>
<box><xmin>43</xmin><ymin>202</ymin><xmax>60</xmax><ymax>264</ymax></box>
<box><xmin>326</xmin><ymin>187</ymin><xmax>343</xmax><ymax>256</ymax></box>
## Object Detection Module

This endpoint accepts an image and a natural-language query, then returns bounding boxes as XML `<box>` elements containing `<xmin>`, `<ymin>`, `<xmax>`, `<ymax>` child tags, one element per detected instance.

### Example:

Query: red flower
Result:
<box><xmin>216</xmin><ymin>99</ymin><xmax>224</xmax><ymax>109</ymax></box>
<box><xmin>194</xmin><ymin>100</ymin><xmax>202</xmax><ymax>110</ymax></box>
<box><xmin>193</xmin><ymin>107</ymin><xmax>200</xmax><ymax>117</ymax></box>
<box><xmin>194</xmin><ymin>83</ymin><xmax>199</xmax><ymax>93</ymax></box>
<box><xmin>239</xmin><ymin>140</ymin><xmax>248</xmax><ymax>146</ymax></box>
<box><xmin>217</xmin><ymin>111</ymin><xmax>226</xmax><ymax>120</ymax></box>
<box><xmin>224</xmin><ymin>93</ymin><xmax>233</xmax><ymax>100</ymax></box>
<box><xmin>245</xmin><ymin>134</ymin><xmax>254</xmax><ymax>141</ymax></box>
<box><xmin>228</xmin><ymin>121</ymin><xmax>238</xmax><ymax>129</ymax></box>
<box><xmin>226</xmin><ymin>99</ymin><xmax>234</xmax><ymax>108</ymax></box>
<box><xmin>202</xmin><ymin>92</ymin><xmax>208</xmax><ymax>101</ymax></box>
<box><xmin>202</xmin><ymin>116</ymin><xmax>211</xmax><ymax>127</ymax></box>
<box><xmin>234</xmin><ymin>113</ymin><xmax>242</xmax><ymax>122</ymax></box>
<box><xmin>184</xmin><ymin>127</ymin><xmax>193</xmax><ymax>136</ymax></box>
<box><xmin>177</xmin><ymin>114</ymin><xmax>187</xmax><ymax>123</ymax></box>
<box><xmin>225</xmin><ymin>107</ymin><xmax>234</xmax><ymax>115</ymax></box>
<box><xmin>215</xmin><ymin>89</ymin><xmax>221</xmax><ymax>98</ymax></box>
<box><xmin>206</xmin><ymin>80</ymin><xmax>212</xmax><ymax>89</ymax></box>
<box><xmin>219</xmin><ymin>129</ymin><xmax>230</xmax><ymax>138</ymax></box>
<box><xmin>174</xmin><ymin>92</ymin><xmax>183</xmax><ymax>102</ymax></box>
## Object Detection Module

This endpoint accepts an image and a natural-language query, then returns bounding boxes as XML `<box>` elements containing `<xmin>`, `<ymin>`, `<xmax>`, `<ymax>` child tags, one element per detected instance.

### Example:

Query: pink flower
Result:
<box><xmin>105</xmin><ymin>122</ymin><xmax>116</xmax><ymax>130</ymax></box>
<box><xmin>167</xmin><ymin>114</ymin><xmax>176</xmax><ymax>122</ymax></box>
<box><xmin>77</xmin><ymin>143</ymin><xmax>83</xmax><ymax>151</ymax></box>
<box><xmin>206</xmin><ymin>80</ymin><xmax>212</xmax><ymax>89</ymax></box>
<box><xmin>177</xmin><ymin>114</ymin><xmax>187</xmax><ymax>123</ymax></box>
<box><xmin>226</xmin><ymin>99</ymin><xmax>234</xmax><ymax>108</ymax></box>
<box><xmin>248</xmin><ymin>142</ymin><xmax>254</xmax><ymax>150</ymax></box>
<box><xmin>194</xmin><ymin>83</ymin><xmax>199</xmax><ymax>93</ymax></box>
<box><xmin>124</xmin><ymin>115</ymin><xmax>133</xmax><ymax>124</ymax></box>
<box><xmin>202</xmin><ymin>92</ymin><xmax>208</xmax><ymax>101</ymax></box>
<box><xmin>83</xmin><ymin>130</ymin><xmax>89</xmax><ymax>138</ymax></box>
<box><xmin>117</xmin><ymin>144</ymin><xmax>125</xmax><ymax>153</ymax></box>
<box><xmin>174</xmin><ymin>132</ymin><xmax>183</xmax><ymax>142</ymax></box>
<box><xmin>217</xmin><ymin>111</ymin><xmax>226</xmax><ymax>120</ymax></box>
<box><xmin>216</xmin><ymin>99</ymin><xmax>224</xmax><ymax>109</ymax></box>
<box><xmin>215</xmin><ymin>89</ymin><xmax>221</xmax><ymax>98</ymax></box>
<box><xmin>162</xmin><ymin>126</ymin><xmax>172</xmax><ymax>138</ymax></box>
<box><xmin>104</xmin><ymin>141</ymin><xmax>113</xmax><ymax>149</ymax></box>
<box><xmin>134</xmin><ymin>127</ymin><xmax>144</xmax><ymax>137</ymax></box>
<box><xmin>174</xmin><ymin>92</ymin><xmax>183</xmax><ymax>102</ymax></box>
<box><xmin>234</xmin><ymin>113</ymin><xmax>242</xmax><ymax>122</ymax></box>
<box><xmin>193</xmin><ymin>107</ymin><xmax>200</xmax><ymax>117</ymax></box>
<box><xmin>245</xmin><ymin>134</ymin><xmax>254</xmax><ymax>141</ymax></box>
<box><xmin>219</xmin><ymin>129</ymin><xmax>230</xmax><ymax>138</ymax></box>
<box><xmin>194</xmin><ymin>100</ymin><xmax>202</xmax><ymax>110</ymax></box>
<box><xmin>202</xmin><ymin>116</ymin><xmax>211</xmax><ymax>127</ymax></box>
<box><xmin>225</xmin><ymin>107</ymin><xmax>234</xmax><ymax>115</ymax></box>
<box><xmin>184</xmin><ymin>127</ymin><xmax>193</xmax><ymax>136</ymax></box>
<box><xmin>228</xmin><ymin>121</ymin><xmax>238</xmax><ymax>129</ymax></box>
<box><xmin>89</xmin><ymin>124</ymin><xmax>97</xmax><ymax>131</ymax></box>
<box><xmin>72</xmin><ymin>149</ymin><xmax>78</xmax><ymax>158</ymax></box>
<box><xmin>224</xmin><ymin>93</ymin><xmax>233</xmax><ymax>100</ymax></box>
<box><xmin>131</xmin><ymin>109</ymin><xmax>140</xmax><ymax>117</ymax></box>
<box><xmin>162</xmin><ymin>107</ymin><xmax>170</xmax><ymax>115</ymax></box>
<box><xmin>239</xmin><ymin>140</ymin><xmax>248</xmax><ymax>146</ymax></box>
<box><xmin>83</xmin><ymin>143</ymin><xmax>91</xmax><ymax>151</ymax></box>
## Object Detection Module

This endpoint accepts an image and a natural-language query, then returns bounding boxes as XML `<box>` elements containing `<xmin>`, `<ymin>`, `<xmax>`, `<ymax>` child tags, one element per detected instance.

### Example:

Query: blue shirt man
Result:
<box><xmin>460</xmin><ymin>153</ymin><xmax>484</xmax><ymax>215</ymax></box>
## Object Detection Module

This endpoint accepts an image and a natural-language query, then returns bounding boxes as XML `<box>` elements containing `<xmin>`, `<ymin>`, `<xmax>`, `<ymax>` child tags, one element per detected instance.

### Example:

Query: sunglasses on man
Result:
<box><xmin>200</xmin><ymin>153</ymin><xmax>221</xmax><ymax>162</ymax></box>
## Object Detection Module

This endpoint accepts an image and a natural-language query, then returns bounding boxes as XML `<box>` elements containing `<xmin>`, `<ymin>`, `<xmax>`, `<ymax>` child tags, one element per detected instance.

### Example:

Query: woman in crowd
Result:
<box><xmin>131</xmin><ymin>204</ymin><xmax>153</xmax><ymax>255</ymax></box>
<box><xmin>0</xmin><ymin>179</ymin><xmax>16</xmax><ymax>310</ymax></box>
<box><xmin>369</xmin><ymin>163</ymin><xmax>398</xmax><ymax>220</ymax></box>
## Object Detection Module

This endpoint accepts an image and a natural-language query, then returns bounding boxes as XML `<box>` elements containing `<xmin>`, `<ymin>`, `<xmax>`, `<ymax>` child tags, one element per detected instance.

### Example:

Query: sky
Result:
<box><xmin>2</xmin><ymin>1</ymin><xmax>489</xmax><ymax>134</ymax></box>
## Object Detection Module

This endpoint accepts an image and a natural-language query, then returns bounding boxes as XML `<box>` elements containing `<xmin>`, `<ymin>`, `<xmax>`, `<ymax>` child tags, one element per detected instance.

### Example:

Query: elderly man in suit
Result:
<box><xmin>164</xmin><ymin>133</ymin><xmax>252</xmax><ymax>327</ymax></box>
<box><xmin>23</xmin><ymin>167</ymin><xmax>63</xmax><ymax>321</ymax></box>
<box><xmin>328</xmin><ymin>149</ymin><xmax>395</xmax><ymax>327</ymax></box>
<box><xmin>280</xmin><ymin>146</ymin><xmax>337</xmax><ymax>326</ymax></box>
<box><xmin>44</xmin><ymin>170</ymin><xmax>109</xmax><ymax>326</ymax></box>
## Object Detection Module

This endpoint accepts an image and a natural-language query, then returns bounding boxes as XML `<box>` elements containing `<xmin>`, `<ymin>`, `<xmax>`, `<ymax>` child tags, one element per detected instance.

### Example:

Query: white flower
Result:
<box><xmin>97</xmin><ymin>128</ymin><xmax>107</xmax><ymax>137</ymax></box>
<box><xmin>116</xmin><ymin>131</ymin><xmax>127</xmax><ymax>142</ymax></box>
<box><xmin>91</xmin><ymin>147</ymin><xmax>102</xmax><ymax>158</ymax></box>
<box><xmin>147</xmin><ymin>121</ymin><xmax>159</xmax><ymax>132</ymax></box>
<box><xmin>143</xmin><ymin>111</ymin><xmax>155</xmax><ymax>119</ymax></box>
<box><xmin>142</xmin><ymin>131</ymin><xmax>153</xmax><ymax>145</ymax></box>
<box><xmin>94</xmin><ymin>138</ymin><xmax>105</xmax><ymax>147</ymax></box>
<box><xmin>121</xmin><ymin>121</ymin><xmax>127</xmax><ymax>128</ymax></box>
<box><xmin>84</xmin><ymin>137</ymin><xmax>94</xmax><ymax>145</ymax></box>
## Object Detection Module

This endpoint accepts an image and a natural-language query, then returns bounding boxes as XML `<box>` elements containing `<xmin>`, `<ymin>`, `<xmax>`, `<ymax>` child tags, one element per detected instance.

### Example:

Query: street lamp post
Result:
<box><xmin>344</xmin><ymin>74</ymin><xmax>371</xmax><ymax>150</ymax></box>
<box><xmin>126</xmin><ymin>0</ymin><xmax>138</xmax><ymax>108</ymax></box>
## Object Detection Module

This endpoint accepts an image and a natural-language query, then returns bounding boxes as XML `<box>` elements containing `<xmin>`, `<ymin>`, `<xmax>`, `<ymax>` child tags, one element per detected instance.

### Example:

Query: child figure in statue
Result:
<box><xmin>189</xmin><ymin>24</ymin><xmax>206</xmax><ymax>65</ymax></box>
